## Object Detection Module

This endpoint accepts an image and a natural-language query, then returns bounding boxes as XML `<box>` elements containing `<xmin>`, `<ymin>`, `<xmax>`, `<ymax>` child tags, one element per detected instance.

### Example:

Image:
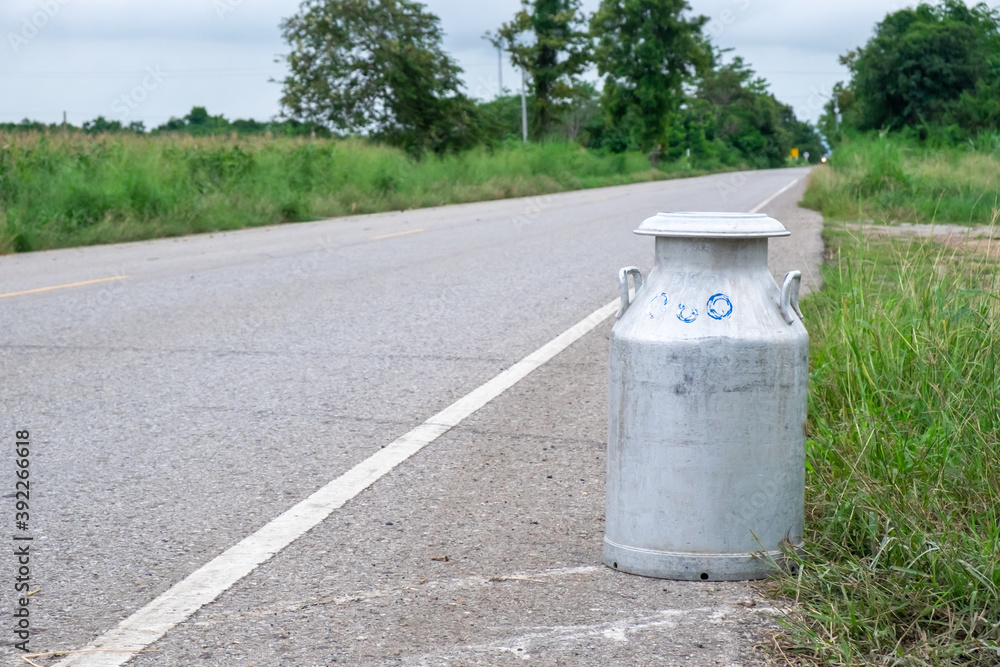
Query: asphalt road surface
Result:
<box><xmin>1</xmin><ymin>167</ymin><xmax>820</xmax><ymax>666</ymax></box>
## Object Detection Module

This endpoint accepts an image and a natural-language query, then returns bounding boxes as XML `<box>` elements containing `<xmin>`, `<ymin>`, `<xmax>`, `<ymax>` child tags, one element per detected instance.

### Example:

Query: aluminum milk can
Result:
<box><xmin>605</xmin><ymin>212</ymin><xmax>807</xmax><ymax>581</ymax></box>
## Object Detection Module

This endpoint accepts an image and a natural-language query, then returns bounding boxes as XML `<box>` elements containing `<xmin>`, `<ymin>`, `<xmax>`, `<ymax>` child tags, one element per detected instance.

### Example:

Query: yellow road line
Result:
<box><xmin>0</xmin><ymin>275</ymin><xmax>127</xmax><ymax>300</ymax></box>
<box><xmin>372</xmin><ymin>228</ymin><xmax>424</xmax><ymax>240</ymax></box>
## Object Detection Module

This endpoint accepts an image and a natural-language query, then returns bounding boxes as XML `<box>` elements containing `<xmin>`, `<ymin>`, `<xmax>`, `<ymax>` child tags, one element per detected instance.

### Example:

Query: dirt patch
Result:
<box><xmin>832</xmin><ymin>221</ymin><xmax>1000</xmax><ymax>260</ymax></box>
<box><xmin>940</xmin><ymin>236</ymin><xmax>1000</xmax><ymax>260</ymax></box>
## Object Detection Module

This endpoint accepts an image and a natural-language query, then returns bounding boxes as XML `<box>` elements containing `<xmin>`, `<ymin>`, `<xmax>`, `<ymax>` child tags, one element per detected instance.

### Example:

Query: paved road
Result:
<box><xmin>0</xmin><ymin>167</ymin><xmax>818</xmax><ymax>665</ymax></box>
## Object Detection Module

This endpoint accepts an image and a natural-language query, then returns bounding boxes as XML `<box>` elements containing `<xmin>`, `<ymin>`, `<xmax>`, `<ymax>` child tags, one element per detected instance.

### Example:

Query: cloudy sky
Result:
<box><xmin>0</xmin><ymin>0</ymin><xmax>979</xmax><ymax>128</ymax></box>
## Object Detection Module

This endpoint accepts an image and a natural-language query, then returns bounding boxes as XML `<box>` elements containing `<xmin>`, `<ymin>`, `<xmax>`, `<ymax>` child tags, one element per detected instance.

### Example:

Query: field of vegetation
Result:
<box><xmin>776</xmin><ymin>161</ymin><xmax>1000</xmax><ymax>664</ymax></box>
<box><xmin>803</xmin><ymin>134</ymin><xmax>1000</xmax><ymax>225</ymax></box>
<box><xmin>0</xmin><ymin>0</ymin><xmax>828</xmax><ymax>255</ymax></box>
<box><xmin>0</xmin><ymin>132</ymin><xmax>715</xmax><ymax>254</ymax></box>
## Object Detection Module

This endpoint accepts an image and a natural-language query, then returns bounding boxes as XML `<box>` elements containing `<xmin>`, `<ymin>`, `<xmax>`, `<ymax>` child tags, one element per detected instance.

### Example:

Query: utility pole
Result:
<box><xmin>482</xmin><ymin>32</ymin><xmax>504</xmax><ymax>98</ymax></box>
<box><xmin>497</xmin><ymin>43</ymin><xmax>503</xmax><ymax>95</ymax></box>
<box><xmin>520</xmin><ymin>68</ymin><xmax>528</xmax><ymax>144</ymax></box>
<box><xmin>834</xmin><ymin>98</ymin><xmax>841</xmax><ymax>131</ymax></box>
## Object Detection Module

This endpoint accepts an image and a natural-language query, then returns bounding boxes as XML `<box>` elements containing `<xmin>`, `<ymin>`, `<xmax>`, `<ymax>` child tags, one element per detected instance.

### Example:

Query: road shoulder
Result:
<box><xmin>114</xmin><ymin>178</ymin><xmax>820</xmax><ymax>666</ymax></box>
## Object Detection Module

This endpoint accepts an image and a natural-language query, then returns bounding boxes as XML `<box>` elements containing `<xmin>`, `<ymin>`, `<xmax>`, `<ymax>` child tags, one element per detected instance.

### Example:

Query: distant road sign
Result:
<box><xmin>790</xmin><ymin>148</ymin><xmax>799</xmax><ymax>158</ymax></box>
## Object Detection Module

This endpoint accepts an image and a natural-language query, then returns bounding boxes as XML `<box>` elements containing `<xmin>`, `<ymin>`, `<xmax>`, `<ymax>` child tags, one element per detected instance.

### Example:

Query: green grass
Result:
<box><xmin>802</xmin><ymin>135</ymin><xmax>1000</xmax><ymax>225</ymax></box>
<box><xmin>0</xmin><ymin>132</ymin><xmax>721</xmax><ymax>253</ymax></box>
<box><xmin>774</xmin><ymin>222</ymin><xmax>1000</xmax><ymax>665</ymax></box>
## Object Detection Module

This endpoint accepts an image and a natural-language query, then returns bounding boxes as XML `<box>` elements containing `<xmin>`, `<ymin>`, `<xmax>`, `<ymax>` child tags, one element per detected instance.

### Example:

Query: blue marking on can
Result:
<box><xmin>676</xmin><ymin>303</ymin><xmax>698</xmax><ymax>323</ymax></box>
<box><xmin>707</xmin><ymin>293</ymin><xmax>734</xmax><ymax>320</ymax></box>
<box><xmin>647</xmin><ymin>292</ymin><xmax>668</xmax><ymax>319</ymax></box>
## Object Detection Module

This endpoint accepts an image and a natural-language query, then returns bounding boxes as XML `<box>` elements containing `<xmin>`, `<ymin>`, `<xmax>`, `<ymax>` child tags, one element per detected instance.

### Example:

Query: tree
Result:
<box><xmin>81</xmin><ymin>116</ymin><xmax>141</xmax><ymax>134</ymax></box>
<box><xmin>560</xmin><ymin>81</ymin><xmax>602</xmax><ymax>141</ymax></box>
<box><xmin>844</xmin><ymin>0</ymin><xmax>1000</xmax><ymax>130</ymax></box>
<box><xmin>155</xmin><ymin>107</ymin><xmax>230</xmax><ymax>135</ymax></box>
<box><xmin>590</xmin><ymin>0</ymin><xmax>710</xmax><ymax>151</ymax></box>
<box><xmin>497</xmin><ymin>0</ymin><xmax>590</xmax><ymax>139</ymax></box>
<box><xmin>816</xmin><ymin>80</ymin><xmax>859</xmax><ymax>147</ymax></box>
<box><xmin>279</xmin><ymin>0</ymin><xmax>482</xmax><ymax>155</ymax></box>
<box><xmin>669</xmin><ymin>55</ymin><xmax>823</xmax><ymax>168</ymax></box>
<box><xmin>151</xmin><ymin>106</ymin><xmax>329</xmax><ymax>138</ymax></box>
<box><xmin>476</xmin><ymin>95</ymin><xmax>523</xmax><ymax>143</ymax></box>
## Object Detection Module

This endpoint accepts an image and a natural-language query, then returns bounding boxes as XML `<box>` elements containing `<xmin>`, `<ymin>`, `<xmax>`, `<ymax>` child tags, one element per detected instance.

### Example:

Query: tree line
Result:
<box><xmin>821</xmin><ymin>0</ymin><xmax>1000</xmax><ymax>145</ymax></box>
<box><xmin>278</xmin><ymin>0</ymin><xmax>823</xmax><ymax>164</ymax></box>
<box><xmin>0</xmin><ymin>107</ymin><xmax>328</xmax><ymax>138</ymax></box>
<box><xmin>4</xmin><ymin>0</ymin><xmax>826</xmax><ymax>168</ymax></box>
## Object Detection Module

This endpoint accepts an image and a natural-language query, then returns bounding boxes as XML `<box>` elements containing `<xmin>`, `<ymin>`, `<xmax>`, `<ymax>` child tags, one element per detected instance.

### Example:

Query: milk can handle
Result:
<box><xmin>780</xmin><ymin>270</ymin><xmax>804</xmax><ymax>324</ymax></box>
<box><xmin>617</xmin><ymin>267</ymin><xmax>643</xmax><ymax>318</ymax></box>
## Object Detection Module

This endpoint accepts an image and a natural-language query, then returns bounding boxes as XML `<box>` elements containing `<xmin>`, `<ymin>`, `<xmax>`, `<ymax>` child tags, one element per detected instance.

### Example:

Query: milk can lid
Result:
<box><xmin>635</xmin><ymin>212</ymin><xmax>790</xmax><ymax>238</ymax></box>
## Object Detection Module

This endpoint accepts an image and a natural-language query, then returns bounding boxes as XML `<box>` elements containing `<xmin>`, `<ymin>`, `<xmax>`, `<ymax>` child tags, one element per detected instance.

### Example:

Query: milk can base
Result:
<box><xmin>603</xmin><ymin>537</ymin><xmax>802</xmax><ymax>581</ymax></box>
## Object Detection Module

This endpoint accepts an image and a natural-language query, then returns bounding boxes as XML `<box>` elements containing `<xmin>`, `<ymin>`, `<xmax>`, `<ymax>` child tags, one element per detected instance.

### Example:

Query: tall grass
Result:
<box><xmin>803</xmin><ymin>135</ymin><xmax>1000</xmax><ymax>224</ymax></box>
<box><xmin>0</xmin><ymin>132</ymin><xmax>708</xmax><ymax>253</ymax></box>
<box><xmin>776</xmin><ymin>223</ymin><xmax>1000</xmax><ymax>665</ymax></box>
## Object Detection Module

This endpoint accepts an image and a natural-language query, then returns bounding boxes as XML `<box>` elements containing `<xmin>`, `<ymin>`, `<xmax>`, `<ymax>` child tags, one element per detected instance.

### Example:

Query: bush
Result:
<box><xmin>776</xmin><ymin>228</ymin><xmax>1000</xmax><ymax>665</ymax></box>
<box><xmin>802</xmin><ymin>135</ymin><xmax>1000</xmax><ymax>224</ymax></box>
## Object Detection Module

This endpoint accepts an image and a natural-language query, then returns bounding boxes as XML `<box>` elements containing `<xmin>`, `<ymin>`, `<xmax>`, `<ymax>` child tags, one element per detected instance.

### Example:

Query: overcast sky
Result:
<box><xmin>0</xmin><ymin>0</ymin><xmax>990</xmax><ymax>128</ymax></box>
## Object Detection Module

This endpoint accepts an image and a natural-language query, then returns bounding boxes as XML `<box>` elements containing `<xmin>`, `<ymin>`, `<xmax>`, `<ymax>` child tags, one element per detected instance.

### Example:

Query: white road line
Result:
<box><xmin>57</xmin><ymin>181</ymin><xmax>796</xmax><ymax>666</ymax></box>
<box><xmin>56</xmin><ymin>301</ymin><xmax>618</xmax><ymax>667</ymax></box>
<box><xmin>749</xmin><ymin>177</ymin><xmax>801</xmax><ymax>213</ymax></box>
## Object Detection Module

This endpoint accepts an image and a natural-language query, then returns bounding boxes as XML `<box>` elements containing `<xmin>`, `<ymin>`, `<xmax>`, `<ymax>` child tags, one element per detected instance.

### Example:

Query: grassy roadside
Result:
<box><xmin>802</xmin><ymin>135</ymin><xmax>1000</xmax><ymax>225</ymax></box>
<box><xmin>774</xmin><ymin>175</ymin><xmax>1000</xmax><ymax>663</ymax></box>
<box><xmin>0</xmin><ymin>132</ymin><xmax>726</xmax><ymax>254</ymax></box>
